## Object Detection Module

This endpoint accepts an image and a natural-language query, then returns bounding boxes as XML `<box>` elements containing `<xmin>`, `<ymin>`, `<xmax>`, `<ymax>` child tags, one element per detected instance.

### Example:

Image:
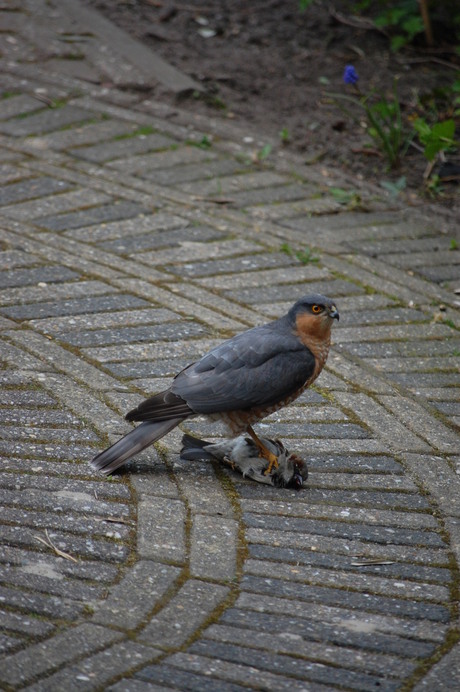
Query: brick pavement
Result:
<box><xmin>0</xmin><ymin>1</ymin><xmax>459</xmax><ymax>690</ymax></box>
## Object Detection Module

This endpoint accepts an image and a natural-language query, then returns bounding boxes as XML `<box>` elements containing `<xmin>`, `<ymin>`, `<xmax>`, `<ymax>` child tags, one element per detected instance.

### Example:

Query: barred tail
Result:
<box><xmin>91</xmin><ymin>419</ymin><xmax>183</xmax><ymax>475</ymax></box>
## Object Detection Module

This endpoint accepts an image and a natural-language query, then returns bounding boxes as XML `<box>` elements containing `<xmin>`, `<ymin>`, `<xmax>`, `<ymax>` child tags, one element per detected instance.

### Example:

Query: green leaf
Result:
<box><xmin>431</xmin><ymin>120</ymin><xmax>455</xmax><ymax>141</ymax></box>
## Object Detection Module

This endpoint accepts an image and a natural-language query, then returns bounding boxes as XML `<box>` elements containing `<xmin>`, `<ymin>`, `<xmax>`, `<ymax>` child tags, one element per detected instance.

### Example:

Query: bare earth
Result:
<box><xmin>87</xmin><ymin>0</ymin><xmax>460</xmax><ymax>211</ymax></box>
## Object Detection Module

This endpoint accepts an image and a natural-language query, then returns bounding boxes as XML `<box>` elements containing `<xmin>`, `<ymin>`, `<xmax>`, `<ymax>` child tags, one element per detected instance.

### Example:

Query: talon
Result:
<box><xmin>263</xmin><ymin>449</ymin><xmax>279</xmax><ymax>475</ymax></box>
<box><xmin>223</xmin><ymin>455</ymin><xmax>237</xmax><ymax>471</ymax></box>
<box><xmin>246</xmin><ymin>425</ymin><xmax>279</xmax><ymax>475</ymax></box>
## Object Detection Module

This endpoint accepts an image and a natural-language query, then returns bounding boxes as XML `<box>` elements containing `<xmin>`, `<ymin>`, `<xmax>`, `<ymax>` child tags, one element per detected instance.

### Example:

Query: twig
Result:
<box><xmin>418</xmin><ymin>0</ymin><xmax>434</xmax><ymax>47</ymax></box>
<box><xmin>193</xmin><ymin>196</ymin><xmax>235</xmax><ymax>204</ymax></box>
<box><xmin>351</xmin><ymin>559</ymin><xmax>395</xmax><ymax>566</ymax></box>
<box><xmin>95</xmin><ymin>516</ymin><xmax>132</xmax><ymax>524</ymax></box>
<box><xmin>404</xmin><ymin>56</ymin><xmax>460</xmax><ymax>71</ymax></box>
<box><xmin>329</xmin><ymin>6</ymin><xmax>386</xmax><ymax>35</ymax></box>
<box><xmin>35</xmin><ymin>529</ymin><xmax>78</xmax><ymax>563</ymax></box>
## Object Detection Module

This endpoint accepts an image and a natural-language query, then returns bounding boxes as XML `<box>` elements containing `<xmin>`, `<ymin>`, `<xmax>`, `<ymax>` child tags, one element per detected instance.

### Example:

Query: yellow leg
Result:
<box><xmin>246</xmin><ymin>425</ymin><xmax>279</xmax><ymax>475</ymax></box>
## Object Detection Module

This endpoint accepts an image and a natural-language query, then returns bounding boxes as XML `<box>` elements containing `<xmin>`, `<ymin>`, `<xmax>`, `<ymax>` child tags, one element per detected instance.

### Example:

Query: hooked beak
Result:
<box><xmin>328</xmin><ymin>305</ymin><xmax>339</xmax><ymax>321</ymax></box>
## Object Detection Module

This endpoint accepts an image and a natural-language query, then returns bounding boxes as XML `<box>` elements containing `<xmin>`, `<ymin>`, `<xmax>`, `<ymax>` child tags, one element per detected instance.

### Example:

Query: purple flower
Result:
<box><xmin>343</xmin><ymin>65</ymin><xmax>359</xmax><ymax>86</ymax></box>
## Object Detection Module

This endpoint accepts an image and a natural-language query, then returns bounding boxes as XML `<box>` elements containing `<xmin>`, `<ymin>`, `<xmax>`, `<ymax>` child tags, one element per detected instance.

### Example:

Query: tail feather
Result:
<box><xmin>91</xmin><ymin>418</ymin><xmax>183</xmax><ymax>475</ymax></box>
<box><xmin>180</xmin><ymin>433</ymin><xmax>215</xmax><ymax>461</ymax></box>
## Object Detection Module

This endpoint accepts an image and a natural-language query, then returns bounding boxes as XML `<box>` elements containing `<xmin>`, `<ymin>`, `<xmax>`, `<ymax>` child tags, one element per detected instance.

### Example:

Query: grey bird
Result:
<box><xmin>91</xmin><ymin>294</ymin><xmax>339</xmax><ymax>476</ymax></box>
<box><xmin>180</xmin><ymin>433</ymin><xmax>308</xmax><ymax>489</ymax></box>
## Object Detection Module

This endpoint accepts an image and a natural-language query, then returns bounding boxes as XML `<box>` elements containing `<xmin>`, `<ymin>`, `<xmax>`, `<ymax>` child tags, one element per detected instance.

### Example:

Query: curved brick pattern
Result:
<box><xmin>0</xmin><ymin>1</ymin><xmax>459</xmax><ymax>690</ymax></box>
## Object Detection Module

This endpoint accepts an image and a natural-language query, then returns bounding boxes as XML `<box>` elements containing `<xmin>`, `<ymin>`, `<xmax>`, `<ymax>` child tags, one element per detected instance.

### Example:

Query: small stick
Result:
<box><xmin>35</xmin><ymin>529</ymin><xmax>78</xmax><ymax>563</ymax></box>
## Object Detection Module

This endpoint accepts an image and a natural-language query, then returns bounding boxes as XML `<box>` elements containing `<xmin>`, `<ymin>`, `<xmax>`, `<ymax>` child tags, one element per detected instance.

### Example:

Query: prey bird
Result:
<box><xmin>180</xmin><ymin>434</ymin><xmax>309</xmax><ymax>489</ymax></box>
<box><xmin>91</xmin><ymin>294</ymin><xmax>339</xmax><ymax>476</ymax></box>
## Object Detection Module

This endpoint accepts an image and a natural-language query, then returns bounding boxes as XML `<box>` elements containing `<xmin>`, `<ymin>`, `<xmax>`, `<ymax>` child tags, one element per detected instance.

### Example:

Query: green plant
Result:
<box><xmin>330</xmin><ymin>187</ymin><xmax>362</xmax><ymax>206</ymax></box>
<box><xmin>372</xmin><ymin>0</ymin><xmax>425</xmax><ymax>51</ymax></box>
<box><xmin>280</xmin><ymin>242</ymin><xmax>319</xmax><ymax>264</ymax></box>
<box><xmin>380</xmin><ymin>176</ymin><xmax>407</xmax><ymax>197</ymax></box>
<box><xmin>413</xmin><ymin>118</ymin><xmax>457</xmax><ymax>161</ymax></box>
<box><xmin>332</xmin><ymin>66</ymin><xmax>407</xmax><ymax>168</ymax></box>
<box><xmin>424</xmin><ymin>174</ymin><xmax>444</xmax><ymax>197</ymax></box>
<box><xmin>299</xmin><ymin>0</ymin><xmax>314</xmax><ymax>10</ymax></box>
<box><xmin>450</xmin><ymin>238</ymin><xmax>458</xmax><ymax>250</ymax></box>
<box><xmin>257</xmin><ymin>143</ymin><xmax>272</xmax><ymax>161</ymax></box>
<box><xmin>279</xmin><ymin>127</ymin><xmax>290</xmax><ymax>144</ymax></box>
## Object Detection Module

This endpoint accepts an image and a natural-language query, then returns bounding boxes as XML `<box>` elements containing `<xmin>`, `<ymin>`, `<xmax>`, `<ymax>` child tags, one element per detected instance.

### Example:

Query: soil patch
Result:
<box><xmin>87</xmin><ymin>0</ymin><xmax>460</xmax><ymax>210</ymax></box>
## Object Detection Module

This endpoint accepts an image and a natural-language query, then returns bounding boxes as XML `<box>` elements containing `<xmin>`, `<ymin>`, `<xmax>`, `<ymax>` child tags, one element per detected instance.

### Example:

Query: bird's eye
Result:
<box><xmin>311</xmin><ymin>305</ymin><xmax>322</xmax><ymax>314</ymax></box>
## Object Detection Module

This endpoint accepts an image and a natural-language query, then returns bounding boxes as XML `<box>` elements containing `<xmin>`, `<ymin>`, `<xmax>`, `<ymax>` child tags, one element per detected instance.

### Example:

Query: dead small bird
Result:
<box><xmin>180</xmin><ymin>434</ymin><xmax>308</xmax><ymax>489</ymax></box>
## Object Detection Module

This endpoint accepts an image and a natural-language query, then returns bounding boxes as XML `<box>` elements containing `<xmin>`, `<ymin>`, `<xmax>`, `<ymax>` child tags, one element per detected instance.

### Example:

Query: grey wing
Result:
<box><xmin>171</xmin><ymin>323</ymin><xmax>315</xmax><ymax>414</ymax></box>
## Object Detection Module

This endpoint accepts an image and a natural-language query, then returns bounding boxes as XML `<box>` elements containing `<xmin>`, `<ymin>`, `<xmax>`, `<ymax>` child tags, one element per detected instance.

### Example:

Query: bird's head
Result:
<box><xmin>288</xmin><ymin>294</ymin><xmax>339</xmax><ymax>340</ymax></box>
<box><xmin>289</xmin><ymin>294</ymin><xmax>339</xmax><ymax>348</ymax></box>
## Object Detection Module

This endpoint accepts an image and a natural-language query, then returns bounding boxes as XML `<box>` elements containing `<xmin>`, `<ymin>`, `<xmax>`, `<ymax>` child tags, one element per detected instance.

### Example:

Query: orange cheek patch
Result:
<box><xmin>294</xmin><ymin>313</ymin><xmax>326</xmax><ymax>346</ymax></box>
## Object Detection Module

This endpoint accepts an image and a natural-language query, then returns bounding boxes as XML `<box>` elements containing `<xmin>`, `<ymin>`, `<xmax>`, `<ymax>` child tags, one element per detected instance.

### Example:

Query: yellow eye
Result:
<box><xmin>311</xmin><ymin>305</ymin><xmax>322</xmax><ymax>314</ymax></box>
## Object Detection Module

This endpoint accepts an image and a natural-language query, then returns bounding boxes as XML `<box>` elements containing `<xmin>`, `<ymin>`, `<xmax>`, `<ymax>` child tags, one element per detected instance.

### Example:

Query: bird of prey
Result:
<box><xmin>180</xmin><ymin>433</ymin><xmax>309</xmax><ymax>489</ymax></box>
<box><xmin>91</xmin><ymin>293</ymin><xmax>339</xmax><ymax>476</ymax></box>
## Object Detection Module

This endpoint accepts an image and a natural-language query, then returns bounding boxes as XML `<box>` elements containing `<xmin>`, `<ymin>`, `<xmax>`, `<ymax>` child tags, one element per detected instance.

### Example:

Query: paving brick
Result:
<box><xmin>28</xmin><ymin>119</ymin><xmax>140</xmax><ymax>151</ymax></box>
<box><xmin>190</xmin><ymin>514</ymin><xmax>238</xmax><ymax>580</ymax></box>
<box><xmin>0</xmin><ymin>504</ymin><xmax>131</xmax><ymax>541</ymax></box>
<box><xmin>377</xmin><ymin>395</ymin><xmax>460</xmax><ymax>453</ymax></box>
<box><xmin>139</xmin><ymin>581</ymin><xmax>230</xmax><ymax>649</ymax></box>
<box><xmin>149</xmin><ymin>157</ymin><xmax>246</xmax><ymax>186</ymax></box>
<box><xmin>243</xmin><ymin>513</ymin><xmax>444</xmax><ymax>548</ymax></box>
<box><xmin>414</xmin><ymin>643</ymin><xmax>460</xmax><ymax>691</ymax></box>
<box><xmin>244</xmin><ymin>527</ymin><xmax>447</xmax><ymax>569</ymax></box>
<box><xmin>0</xmin><ymin>105</ymin><xmax>94</xmax><ymax>136</ymax></box>
<box><xmin>166</xmin><ymin>251</ymin><xmax>299</xmax><ymax>278</ymax></box>
<box><xmin>65</xmin><ymin>212</ymin><xmax>188</xmax><ymax>242</ymax></box>
<box><xmin>0</xmin><ymin>609</ymin><xmax>55</xmax><ymax>639</ymax></box>
<box><xmin>1</xmin><ymin>188</ymin><xmax>112</xmax><ymax>220</ymax></box>
<box><xmin>199</xmin><ymin>267</ymin><xmax>331</xmax><ymax>295</ymax></box>
<box><xmin>0</xmin><ymin>249</ymin><xmax>41</xmax><ymax>270</ymax></box>
<box><xmin>93</xmin><ymin>561</ymin><xmax>181</xmax><ymax>630</ymax></box>
<box><xmin>145</xmin><ymin>238</ymin><xmax>263</xmax><ymax>266</ymax></box>
<box><xmin>26</xmin><ymin>641</ymin><xmax>162</xmax><ymax>692</ymax></box>
<box><xmin>232</xmin><ymin>592</ymin><xmax>447</xmax><ymax>642</ymax></box>
<box><xmin>0</xmin><ymin>265</ymin><xmax>79</xmax><ymax>290</ymax></box>
<box><xmin>222</xmin><ymin>278</ymin><xmax>363</xmax><ymax>304</ymax></box>
<box><xmin>70</xmin><ymin>132</ymin><xmax>178</xmax><ymax>163</ymax></box>
<box><xmin>248</xmin><ymin>544</ymin><xmax>450</xmax><ymax>584</ymax></box>
<box><xmin>0</xmin><ymin>623</ymin><xmax>122</xmax><ymax>687</ymax></box>
<box><xmin>0</xmin><ymin>278</ymin><xmax>118</xmax><ymax>308</ymax></box>
<box><xmin>335</xmin><ymin>322</ymin><xmax>455</xmax><ymax>343</ymax></box>
<box><xmin>333</xmin><ymin>392</ymin><xmax>430</xmax><ymax>452</ymax></box>
<box><xmin>59</xmin><ymin>321</ymin><xmax>207</xmax><ymax>347</ymax></box>
<box><xmin>0</xmin><ymin>94</ymin><xmax>44</xmax><ymax>120</ymax></box>
<box><xmin>190</xmin><ymin>639</ymin><xmax>402</xmax><ymax>691</ymax></box>
<box><xmin>107</xmin><ymin>145</ymin><xmax>215</xmax><ymax>174</ymax></box>
<box><xmin>137</xmin><ymin>497</ymin><xmax>186</xmax><ymax>562</ymax></box>
<box><xmin>418</xmin><ymin>263</ymin><xmax>460</xmax><ymax>283</ymax></box>
<box><xmin>337</xmin><ymin>338</ymin><xmax>460</xmax><ymax>359</ymax></box>
<box><xmin>100</xmin><ymin>225</ymin><xmax>227</xmax><ymax>254</ymax></box>
<box><xmin>348</xmin><ymin>235</ymin><xmax>455</xmax><ymax>256</ymax></box>
<box><xmin>0</xmin><ymin>583</ymin><xmax>92</xmax><ymax>622</ymax></box>
<box><xmin>0</xmin><ymin>563</ymin><xmax>106</xmax><ymax>602</ymax></box>
<box><xmin>384</xmin><ymin>250</ymin><xmax>460</xmax><ymax>269</ymax></box>
<box><xmin>402</xmin><ymin>454</ymin><xmax>460</xmax><ymax>518</ymax></box>
<box><xmin>1</xmin><ymin>293</ymin><xmax>149</xmax><ymax>320</ymax></box>
<box><xmin>0</xmin><ymin>176</ymin><xmax>72</xmax><ymax>205</ymax></box>
<box><xmin>164</xmin><ymin>651</ymin><xmax>351</xmax><ymax>691</ymax></box>
<box><xmin>203</xmin><ymin>616</ymin><xmax>435</xmax><ymax>669</ymax></box>
<box><xmin>390</xmin><ymin>372</ymin><xmax>460</xmax><ymax>389</ymax></box>
<box><xmin>135</xmin><ymin>662</ymin><xmax>249</xmax><ymax>691</ymax></box>
<box><xmin>242</xmin><ymin>497</ymin><xmax>437</xmax><ymax>528</ymax></box>
<box><xmin>243</xmin><ymin>558</ymin><xmax>449</xmax><ymax>602</ymax></box>
<box><xmin>204</xmin><ymin>624</ymin><xmax>415</xmax><ymax>679</ymax></box>
<box><xmin>173</xmin><ymin>459</ymin><xmax>235</xmax><ymax>517</ymax></box>
<box><xmin>29</xmin><ymin>307</ymin><xmax>178</xmax><ymax>335</ymax></box>
<box><xmin>36</xmin><ymin>200</ymin><xmax>150</xmax><ymax>232</ymax></box>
